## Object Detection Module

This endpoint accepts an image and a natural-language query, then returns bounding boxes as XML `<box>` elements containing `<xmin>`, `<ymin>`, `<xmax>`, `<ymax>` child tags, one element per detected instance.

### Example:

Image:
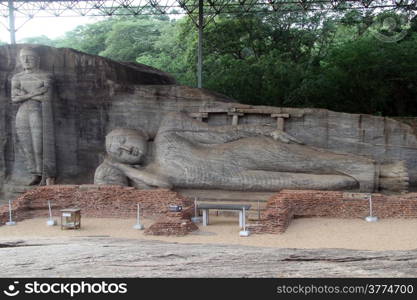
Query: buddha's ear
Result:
<box><xmin>136</xmin><ymin>129</ymin><xmax>149</xmax><ymax>141</ymax></box>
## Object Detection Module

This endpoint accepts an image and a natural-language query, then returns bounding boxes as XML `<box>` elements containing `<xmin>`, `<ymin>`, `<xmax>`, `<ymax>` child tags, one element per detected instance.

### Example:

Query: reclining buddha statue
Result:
<box><xmin>95</xmin><ymin>112</ymin><xmax>408</xmax><ymax>193</ymax></box>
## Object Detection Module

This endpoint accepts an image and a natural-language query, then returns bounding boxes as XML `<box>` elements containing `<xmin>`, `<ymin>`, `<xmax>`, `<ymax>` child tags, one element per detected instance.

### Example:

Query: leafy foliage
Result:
<box><xmin>19</xmin><ymin>10</ymin><xmax>417</xmax><ymax>116</ymax></box>
<box><xmin>54</xmin><ymin>19</ymin><xmax>116</xmax><ymax>55</ymax></box>
<box><xmin>20</xmin><ymin>35</ymin><xmax>55</xmax><ymax>46</ymax></box>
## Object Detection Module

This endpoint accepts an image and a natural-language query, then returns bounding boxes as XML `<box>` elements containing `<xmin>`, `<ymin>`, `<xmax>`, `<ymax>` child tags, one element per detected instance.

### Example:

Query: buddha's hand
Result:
<box><xmin>36</xmin><ymin>86</ymin><xmax>48</xmax><ymax>94</ymax></box>
<box><xmin>12</xmin><ymin>87</ymin><xmax>49</xmax><ymax>103</ymax></box>
<box><xmin>11</xmin><ymin>95</ymin><xmax>27</xmax><ymax>103</ymax></box>
<box><xmin>270</xmin><ymin>130</ymin><xmax>303</xmax><ymax>144</ymax></box>
<box><xmin>31</xmin><ymin>86</ymin><xmax>49</xmax><ymax>98</ymax></box>
<box><xmin>103</xmin><ymin>158</ymin><xmax>122</xmax><ymax>169</ymax></box>
<box><xmin>107</xmin><ymin>159</ymin><xmax>144</xmax><ymax>174</ymax></box>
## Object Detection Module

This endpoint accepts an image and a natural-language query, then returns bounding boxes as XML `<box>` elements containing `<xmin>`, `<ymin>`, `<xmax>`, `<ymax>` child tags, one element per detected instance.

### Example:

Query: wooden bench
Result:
<box><xmin>197</xmin><ymin>204</ymin><xmax>251</xmax><ymax>228</ymax></box>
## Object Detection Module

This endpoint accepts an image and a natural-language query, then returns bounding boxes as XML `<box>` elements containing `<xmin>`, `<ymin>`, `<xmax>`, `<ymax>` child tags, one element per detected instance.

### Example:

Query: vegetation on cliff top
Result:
<box><xmin>19</xmin><ymin>10</ymin><xmax>417</xmax><ymax>117</ymax></box>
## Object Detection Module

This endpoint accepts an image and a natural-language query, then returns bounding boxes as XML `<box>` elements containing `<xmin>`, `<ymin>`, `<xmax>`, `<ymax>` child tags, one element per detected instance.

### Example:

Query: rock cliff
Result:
<box><xmin>1</xmin><ymin>44</ymin><xmax>417</xmax><ymax>199</ymax></box>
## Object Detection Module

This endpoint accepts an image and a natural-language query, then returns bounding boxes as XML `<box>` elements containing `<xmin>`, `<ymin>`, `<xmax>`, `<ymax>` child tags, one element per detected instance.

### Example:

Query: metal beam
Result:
<box><xmin>1</xmin><ymin>1</ymin><xmax>414</xmax><ymax>20</ymax></box>
<box><xmin>197</xmin><ymin>0</ymin><xmax>203</xmax><ymax>88</ymax></box>
<box><xmin>8</xmin><ymin>0</ymin><xmax>16</xmax><ymax>44</ymax></box>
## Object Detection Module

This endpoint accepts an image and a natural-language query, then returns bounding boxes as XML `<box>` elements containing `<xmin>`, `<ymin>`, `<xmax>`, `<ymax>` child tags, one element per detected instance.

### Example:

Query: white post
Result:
<box><xmin>242</xmin><ymin>207</ymin><xmax>246</xmax><ymax>231</ymax></box>
<box><xmin>239</xmin><ymin>207</ymin><xmax>250</xmax><ymax>237</ymax></box>
<box><xmin>191</xmin><ymin>197</ymin><xmax>202</xmax><ymax>223</ymax></box>
<box><xmin>133</xmin><ymin>203</ymin><xmax>144</xmax><ymax>230</ymax></box>
<box><xmin>369</xmin><ymin>195</ymin><xmax>373</xmax><ymax>216</ymax></box>
<box><xmin>365</xmin><ymin>194</ymin><xmax>378</xmax><ymax>222</ymax></box>
<box><xmin>48</xmin><ymin>201</ymin><xmax>52</xmax><ymax>218</ymax></box>
<box><xmin>8</xmin><ymin>200</ymin><xmax>12</xmax><ymax>223</ymax></box>
<box><xmin>202</xmin><ymin>209</ymin><xmax>208</xmax><ymax>226</ymax></box>
<box><xmin>6</xmin><ymin>199</ymin><xmax>16</xmax><ymax>226</ymax></box>
<box><xmin>46</xmin><ymin>200</ymin><xmax>57</xmax><ymax>226</ymax></box>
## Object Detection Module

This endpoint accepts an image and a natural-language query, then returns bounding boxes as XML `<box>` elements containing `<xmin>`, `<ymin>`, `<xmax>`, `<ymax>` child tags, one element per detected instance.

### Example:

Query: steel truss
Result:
<box><xmin>1</xmin><ymin>1</ymin><xmax>416</xmax><ymax>23</ymax></box>
<box><xmin>1</xmin><ymin>0</ymin><xmax>416</xmax><ymax>87</ymax></box>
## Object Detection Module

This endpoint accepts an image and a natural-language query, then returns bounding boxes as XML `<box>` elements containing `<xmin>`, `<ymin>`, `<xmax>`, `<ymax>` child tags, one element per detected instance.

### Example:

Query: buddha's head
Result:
<box><xmin>19</xmin><ymin>47</ymin><xmax>40</xmax><ymax>72</ymax></box>
<box><xmin>105</xmin><ymin>128</ymin><xmax>148</xmax><ymax>164</ymax></box>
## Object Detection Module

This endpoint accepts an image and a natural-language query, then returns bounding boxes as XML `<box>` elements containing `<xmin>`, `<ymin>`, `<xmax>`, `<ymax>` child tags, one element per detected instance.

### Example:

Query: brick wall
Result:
<box><xmin>6</xmin><ymin>186</ymin><xmax>417</xmax><ymax>236</ymax></box>
<box><xmin>144</xmin><ymin>211</ymin><xmax>198</xmax><ymax>236</ymax></box>
<box><xmin>0</xmin><ymin>185</ymin><xmax>197</xmax><ymax>236</ymax></box>
<box><xmin>250</xmin><ymin>190</ymin><xmax>417</xmax><ymax>234</ymax></box>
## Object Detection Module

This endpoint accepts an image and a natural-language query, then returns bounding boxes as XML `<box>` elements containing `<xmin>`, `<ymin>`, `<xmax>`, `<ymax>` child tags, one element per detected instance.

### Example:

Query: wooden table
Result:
<box><xmin>196</xmin><ymin>204</ymin><xmax>251</xmax><ymax>228</ymax></box>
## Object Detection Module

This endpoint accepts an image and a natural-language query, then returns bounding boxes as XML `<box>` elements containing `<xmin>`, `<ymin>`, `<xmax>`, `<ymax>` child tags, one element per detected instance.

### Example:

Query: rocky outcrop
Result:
<box><xmin>1</xmin><ymin>237</ymin><xmax>417</xmax><ymax>277</ymax></box>
<box><xmin>1</xmin><ymin>44</ymin><xmax>417</xmax><ymax>200</ymax></box>
<box><xmin>0</xmin><ymin>44</ymin><xmax>234</xmax><ymax>199</ymax></box>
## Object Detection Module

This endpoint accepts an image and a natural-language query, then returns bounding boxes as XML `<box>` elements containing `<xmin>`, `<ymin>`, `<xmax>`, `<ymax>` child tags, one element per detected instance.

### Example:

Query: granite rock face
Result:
<box><xmin>0</xmin><ymin>44</ymin><xmax>177</xmax><ymax>189</ymax></box>
<box><xmin>1</xmin><ymin>237</ymin><xmax>417</xmax><ymax>277</ymax></box>
<box><xmin>0</xmin><ymin>44</ymin><xmax>231</xmax><ymax>199</ymax></box>
<box><xmin>11</xmin><ymin>47</ymin><xmax>57</xmax><ymax>187</ymax></box>
<box><xmin>1</xmin><ymin>44</ymin><xmax>417</xmax><ymax>199</ymax></box>
<box><xmin>95</xmin><ymin>112</ymin><xmax>408</xmax><ymax>192</ymax></box>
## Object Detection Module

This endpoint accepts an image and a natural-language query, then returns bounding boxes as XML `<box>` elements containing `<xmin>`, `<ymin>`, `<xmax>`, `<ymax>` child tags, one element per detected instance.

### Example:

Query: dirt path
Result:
<box><xmin>2</xmin><ymin>217</ymin><xmax>417</xmax><ymax>251</ymax></box>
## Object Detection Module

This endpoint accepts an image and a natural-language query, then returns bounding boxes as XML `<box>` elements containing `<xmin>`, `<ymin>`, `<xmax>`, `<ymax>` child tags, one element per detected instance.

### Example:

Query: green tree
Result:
<box><xmin>19</xmin><ymin>35</ymin><xmax>56</xmax><ymax>46</ymax></box>
<box><xmin>291</xmin><ymin>33</ymin><xmax>417</xmax><ymax>116</ymax></box>
<box><xmin>100</xmin><ymin>17</ymin><xmax>170</xmax><ymax>61</ymax></box>
<box><xmin>54</xmin><ymin>19</ymin><xmax>115</xmax><ymax>55</ymax></box>
<box><xmin>136</xmin><ymin>18</ymin><xmax>196</xmax><ymax>86</ymax></box>
<box><xmin>15</xmin><ymin>8</ymin><xmax>417</xmax><ymax>117</ymax></box>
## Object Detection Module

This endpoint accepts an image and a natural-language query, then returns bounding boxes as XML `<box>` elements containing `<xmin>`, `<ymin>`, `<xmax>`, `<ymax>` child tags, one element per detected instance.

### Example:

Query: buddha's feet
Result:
<box><xmin>46</xmin><ymin>177</ymin><xmax>55</xmax><ymax>185</ymax></box>
<box><xmin>379</xmin><ymin>161</ymin><xmax>408</xmax><ymax>193</ymax></box>
<box><xmin>28</xmin><ymin>175</ymin><xmax>42</xmax><ymax>186</ymax></box>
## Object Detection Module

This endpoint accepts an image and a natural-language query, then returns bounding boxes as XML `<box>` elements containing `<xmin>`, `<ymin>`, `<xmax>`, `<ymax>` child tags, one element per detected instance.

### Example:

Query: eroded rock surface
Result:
<box><xmin>1</xmin><ymin>44</ymin><xmax>417</xmax><ymax>200</ymax></box>
<box><xmin>0</xmin><ymin>237</ymin><xmax>416</xmax><ymax>277</ymax></box>
<box><xmin>95</xmin><ymin>112</ymin><xmax>408</xmax><ymax>192</ymax></box>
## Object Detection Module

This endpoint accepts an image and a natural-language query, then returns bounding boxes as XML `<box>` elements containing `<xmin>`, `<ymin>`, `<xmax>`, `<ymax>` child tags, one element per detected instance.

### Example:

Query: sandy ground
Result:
<box><xmin>1</xmin><ymin>216</ymin><xmax>417</xmax><ymax>251</ymax></box>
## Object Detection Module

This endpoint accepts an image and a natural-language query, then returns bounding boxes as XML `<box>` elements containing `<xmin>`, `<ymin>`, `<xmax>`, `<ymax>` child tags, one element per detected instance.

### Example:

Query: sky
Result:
<box><xmin>0</xmin><ymin>16</ymin><xmax>101</xmax><ymax>43</ymax></box>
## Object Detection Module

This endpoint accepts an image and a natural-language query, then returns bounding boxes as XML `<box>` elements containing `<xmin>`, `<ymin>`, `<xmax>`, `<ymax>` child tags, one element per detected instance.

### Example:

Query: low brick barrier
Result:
<box><xmin>5</xmin><ymin>186</ymin><xmax>417</xmax><ymax>235</ymax></box>
<box><xmin>249</xmin><ymin>190</ymin><xmax>417</xmax><ymax>234</ymax></box>
<box><xmin>144</xmin><ymin>211</ymin><xmax>198</xmax><ymax>236</ymax></box>
<box><xmin>0</xmin><ymin>185</ymin><xmax>197</xmax><ymax>236</ymax></box>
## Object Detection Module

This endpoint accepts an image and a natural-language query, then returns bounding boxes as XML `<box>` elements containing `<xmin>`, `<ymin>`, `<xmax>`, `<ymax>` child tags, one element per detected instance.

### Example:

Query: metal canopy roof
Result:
<box><xmin>1</xmin><ymin>1</ymin><xmax>415</xmax><ymax>88</ymax></box>
<box><xmin>1</xmin><ymin>1</ymin><xmax>415</xmax><ymax>19</ymax></box>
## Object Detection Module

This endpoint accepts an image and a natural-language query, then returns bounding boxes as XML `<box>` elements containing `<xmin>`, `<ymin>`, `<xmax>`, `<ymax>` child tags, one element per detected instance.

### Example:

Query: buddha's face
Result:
<box><xmin>106</xmin><ymin>132</ymin><xmax>147</xmax><ymax>164</ymax></box>
<box><xmin>20</xmin><ymin>51</ymin><xmax>39</xmax><ymax>71</ymax></box>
